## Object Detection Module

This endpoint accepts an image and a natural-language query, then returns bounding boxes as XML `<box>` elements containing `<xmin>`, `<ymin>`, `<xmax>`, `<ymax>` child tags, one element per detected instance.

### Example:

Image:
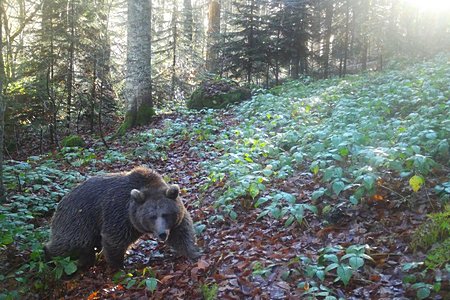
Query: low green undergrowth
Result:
<box><xmin>202</xmin><ymin>53</ymin><xmax>450</xmax><ymax>219</ymax></box>
<box><xmin>0</xmin><ymin>110</ymin><xmax>224</xmax><ymax>297</ymax></box>
<box><xmin>410</xmin><ymin>206</ymin><xmax>450</xmax><ymax>274</ymax></box>
<box><xmin>131</xmin><ymin>109</ymin><xmax>223</xmax><ymax>162</ymax></box>
<box><xmin>402</xmin><ymin>261</ymin><xmax>448</xmax><ymax>300</ymax></box>
<box><xmin>112</xmin><ymin>268</ymin><xmax>158</xmax><ymax>292</ymax></box>
<box><xmin>298</xmin><ymin>244</ymin><xmax>374</xmax><ymax>288</ymax></box>
<box><xmin>1</xmin><ymin>158</ymin><xmax>84</xmax><ymax>298</ymax></box>
<box><xmin>1</xmin><ymin>53</ymin><xmax>449</xmax><ymax>298</ymax></box>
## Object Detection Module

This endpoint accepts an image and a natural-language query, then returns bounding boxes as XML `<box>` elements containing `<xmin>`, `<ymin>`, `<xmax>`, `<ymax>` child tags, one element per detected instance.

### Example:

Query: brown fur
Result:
<box><xmin>45</xmin><ymin>166</ymin><xmax>200</xmax><ymax>269</ymax></box>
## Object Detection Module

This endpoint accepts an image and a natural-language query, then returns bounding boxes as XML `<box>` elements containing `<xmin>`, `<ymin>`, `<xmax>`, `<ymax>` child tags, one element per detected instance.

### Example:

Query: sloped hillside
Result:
<box><xmin>1</xmin><ymin>54</ymin><xmax>449</xmax><ymax>299</ymax></box>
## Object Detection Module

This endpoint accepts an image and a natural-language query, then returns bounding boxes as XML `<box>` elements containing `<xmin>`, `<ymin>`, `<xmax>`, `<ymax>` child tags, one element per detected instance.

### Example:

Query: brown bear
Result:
<box><xmin>44</xmin><ymin>166</ymin><xmax>200</xmax><ymax>269</ymax></box>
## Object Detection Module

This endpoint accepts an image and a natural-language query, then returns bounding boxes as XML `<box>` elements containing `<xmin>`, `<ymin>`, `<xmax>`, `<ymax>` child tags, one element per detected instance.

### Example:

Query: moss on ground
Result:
<box><xmin>116</xmin><ymin>103</ymin><xmax>155</xmax><ymax>136</ymax></box>
<box><xmin>61</xmin><ymin>135</ymin><xmax>85</xmax><ymax>148</ymax></box>
<box><xmin>187</xmin><ymin>79</ymin><xmax>251</xmax><ymax>109</ymax></box>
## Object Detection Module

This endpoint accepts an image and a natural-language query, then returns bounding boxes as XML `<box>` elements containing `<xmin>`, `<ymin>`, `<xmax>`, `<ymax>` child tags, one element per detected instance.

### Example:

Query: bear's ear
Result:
<box><xmin>130</xmin><ymin>189</ymin><xmax>145</xmax><ymax>203</ymax></box>
<box><xmin>166</xmin><ymin>184</ymin><xmax>179</xmax><ymax>200</ymax></box>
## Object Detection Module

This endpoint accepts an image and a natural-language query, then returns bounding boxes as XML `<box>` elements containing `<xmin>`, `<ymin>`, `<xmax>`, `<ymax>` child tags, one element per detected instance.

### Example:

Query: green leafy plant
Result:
<box><xmin>251</xmin><ymin>261</ymin><xmax>273</xmax><ymax>278</ymax></box>
<box><xmin>319</xmin><ymin>245</ymin><xmax>366</xmax><ymax>286</ymax></box>
<box><xmin>0</xmin><ymin>159</ymin><xmax>83</xmax><ymax>298</ymax></box>
<box><xmin>435</xmin><ymin>181</ymin><xmax>450</xmax><ymax>204</ymax></box>
<box><xmin>297</xmin><ymin>280</ymin><xmax>345</xmax><ymax>300</ymax></box>
<box><xmin>199</xmin><ymin>55</ymin><xmax>450</xmax><ymax>225</ymax></box>
<box><xmin>112</xmin><ymin>267</ymin><xmax>158</xmax><ymax>292</ymax></box>
<box><xmin>410</xmin><ymin>206</ymin><xmax>450</xmax><ymax>253</ymax></box>
<box><xmin>61</xmin><ymin>147</ymin><xmax>97</xmax><ymax>167</ymax></box>
<box><xmin>200</xmin><ymin>283</ymin><xmax>219</xmax><ymax>300</ymax></box>
<box><xmin>0</xmin><ymin>244</ymin><xmax>78</xmax><ymax>298</ymax></box>
<box><xmin>298</xmin><ymin>245</ymin><xmax>373</xmax><ymax>287</ymax></box>
<box><xmin>401</xmin><ymin>262</ymin><xmax>444</xmax><ymax>300</ymax></box>
<box><xmin>425</xmin><ymin>238</ymin><xmax>450</xmax><ymax>269</ymax></box>
<box><xmin>256</xmin><ymin>191</ymin><xmax>317</xmax><ymax>226</ymax></box>
<box><xmin>102</xmin><ymin>149</ymin><xmax>128</xmax><ymax>163</ymax></box>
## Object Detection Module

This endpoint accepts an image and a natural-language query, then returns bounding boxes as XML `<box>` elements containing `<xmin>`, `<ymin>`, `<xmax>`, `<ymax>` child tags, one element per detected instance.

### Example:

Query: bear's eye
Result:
<box><xmin>149</xmin><ymin>215</ymin><xmax>157</xmax><ymax>220</ymax></box>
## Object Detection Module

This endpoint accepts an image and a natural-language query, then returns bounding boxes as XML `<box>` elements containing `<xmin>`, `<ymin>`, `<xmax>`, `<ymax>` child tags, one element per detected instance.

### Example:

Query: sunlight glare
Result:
<box><xmin>404</xmin><ymin>0</ymin><xmax>450</xmax><ymax>12</ymax></box>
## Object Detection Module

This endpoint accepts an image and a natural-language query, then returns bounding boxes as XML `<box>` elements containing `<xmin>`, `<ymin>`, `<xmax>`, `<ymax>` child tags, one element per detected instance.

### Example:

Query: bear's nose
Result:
<box><xmin>158</xmin><ymin>233</ymin><xmax>167</xmax><ymax>241</ymax></box>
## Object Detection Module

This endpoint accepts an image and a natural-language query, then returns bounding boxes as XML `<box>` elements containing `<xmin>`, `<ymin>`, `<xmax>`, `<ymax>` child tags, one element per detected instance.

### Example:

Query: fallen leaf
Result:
<box><xmin>370</xmin><ymin>274</ymin><xmax>381</xmax><ymax>282</ymax></box>
<box><xmin>160</xmin><ymin>274</ymin><xmax>176</xmax><ymax>284</ymax></box>
<box><xmin>197</xmin><ymin>259</ymin><xmax>210</xmax><ymax>270</ymax></box>
<box><xmin>87</xmin><ymin>291</ymin><xmax>99</xmax><ymax>300</ymax></box>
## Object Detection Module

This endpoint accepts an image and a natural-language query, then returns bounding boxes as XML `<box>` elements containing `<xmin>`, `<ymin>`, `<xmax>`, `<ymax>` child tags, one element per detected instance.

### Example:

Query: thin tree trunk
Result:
<box><xmin>90</xmin><ymin>56</ymin><xmax>97</xmax><ymax>133</ymax></box>
<box><xmin>1</xmin><ymin>7</ymin><xmax>13</xmax><ymax>80</ymax></box>
<box><xmin>40</xmin><ymin>127</ymin><xmax>44</xmax><ymax>154</ymax></box>
<box><xmin>98</xmin><ymin>84</ymin><xmax>109</xmax><ymax>149</ymax></box>
<box><xmin>342</xmin><ymin>0</ymin><xmax>350</xmax><ymax>77</ymax></box>
<box><xmin>361</xmin><ymin>36</ymin><xmax>368</xmax><ymax>71</ymax></box>
<box><xmin>98</xmin><ymin>0</ymin><xmax>111</xmax><ymax>148</ymax></box>
<box><xmin>275</xmin><ymin>23</ymin><xmax>281</xmax><ymax>84</ymax></box>
<box><xmin>183</xmin><ymin>0</ymin><xmax>193</xmax><ymax>42</ymax></box>
<box><xmin>171</xmin><ymin>1</ymin><xmax>178</xmax><ymax>100</ymax></box>
<box><xmin>323</xmin><ymin>1</ymin><xmax>333</xmax><ymax>78</ymax></box>
<box><xmin>247</xmin><ymin>0</ymin><xmax>255</xmax><ymax>84</ymax></box>
<box><xmin>66</xmin><ymin>0</ymin><xmax>75</xmax><ymax>131</ymax></box>
<box><xmin>45</xmin><ymin>4</ymin><xmax>58</xmax><ymax>146</ymax></box>
<box><xmin>0</xmin><ymin>7</ymin><xmax>6</xmax><ymax>200</ymax></box>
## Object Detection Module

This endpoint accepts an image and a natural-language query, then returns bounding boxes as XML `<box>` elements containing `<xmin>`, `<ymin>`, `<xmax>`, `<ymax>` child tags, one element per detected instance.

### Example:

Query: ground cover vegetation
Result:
<box><xmin>0</xmin><ymin>54</ymin><xmax>449</xmax><ymax>299</ymax></box>
<box><xmin>2</xmin><ymin>0</ymin><xmax>450</xmax><ymax>161</ymax></box>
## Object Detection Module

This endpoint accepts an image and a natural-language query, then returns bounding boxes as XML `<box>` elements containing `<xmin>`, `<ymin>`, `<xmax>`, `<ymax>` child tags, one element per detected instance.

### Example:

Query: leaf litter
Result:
<box><xmin>46</xmin><ymin>110</ymin><xmax>449</xmax><ymax>300</ymax></box>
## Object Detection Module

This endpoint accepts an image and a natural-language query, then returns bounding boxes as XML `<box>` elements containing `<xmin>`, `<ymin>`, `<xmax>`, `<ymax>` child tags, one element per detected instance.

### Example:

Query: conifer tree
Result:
<box><xmin>122</xmin><ymin>0</ymin><xmax>153</xmax><ymax>131</ymax></box>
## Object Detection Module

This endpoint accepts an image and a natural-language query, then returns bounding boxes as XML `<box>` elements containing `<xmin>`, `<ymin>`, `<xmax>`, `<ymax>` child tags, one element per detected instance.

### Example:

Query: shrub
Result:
<box><xmin>187</xmin><ymin>78</ymin><xmax>251</xmax><ymax>109</ymax></box>
<box><xmin>61</xmin><ymin>135</ymin><xmax>86</xmax><ymax>148</ymax></box>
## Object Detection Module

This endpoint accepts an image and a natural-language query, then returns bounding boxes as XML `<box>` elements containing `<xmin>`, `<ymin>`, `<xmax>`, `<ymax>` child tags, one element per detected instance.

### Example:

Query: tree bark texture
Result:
<box><xmin>66</xmin><ymin>0</ymin><xmax>75</xmax><ymax>130</ymax></box>
<box><xmin>206</xmin><ymin>0</ymin><xmax>220</xmax><ymax>73</ymax></box>
<box><xmin>125</xmin><ymin>0</ymin><xmax>153</xmax><ymax>128</ymax></box>
<box><xmin>323</xmin><ymin>1</ymin><xmax>334</xmax><ymax>78</ymax></box>
<box><xmin>0</xmin><ymin>7</ymin><xmax>5</xmax><ymax>199</ymax></box>
<box><xmin>183</xmin><ymin>0</ymin><xmax>193</xmax><ymax>42</ymax></box>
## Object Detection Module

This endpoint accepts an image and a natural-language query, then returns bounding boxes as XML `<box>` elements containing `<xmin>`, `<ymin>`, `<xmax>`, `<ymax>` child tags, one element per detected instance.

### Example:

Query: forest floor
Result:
<box><xmin>2</xmin><ymin>55</ymin><xmax>449</xmax><ymax>300</ymax></box>
<box><xmin>48</xmin><ymin>112</ymin><xmax>445</xmax><ymax>300</ymax></box>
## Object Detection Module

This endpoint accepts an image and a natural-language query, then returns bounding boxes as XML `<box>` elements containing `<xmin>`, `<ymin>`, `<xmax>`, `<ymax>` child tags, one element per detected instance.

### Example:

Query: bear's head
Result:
<box><xmin>129</xmin><ymin>184</ymin><xmax>184</xmax><ymax>241</ymax></box>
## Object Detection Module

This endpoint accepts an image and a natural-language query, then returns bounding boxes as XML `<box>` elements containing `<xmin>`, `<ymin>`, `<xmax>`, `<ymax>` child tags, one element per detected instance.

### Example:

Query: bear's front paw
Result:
<box><xmin>106</xmin><ymin>262</ymin><xmax>124</xmax><ymax>274</ymax></box>
<box><xmin>187</xmin><ymin>246</ymin><xmax>202</xmax><ymax>260</ymax></box>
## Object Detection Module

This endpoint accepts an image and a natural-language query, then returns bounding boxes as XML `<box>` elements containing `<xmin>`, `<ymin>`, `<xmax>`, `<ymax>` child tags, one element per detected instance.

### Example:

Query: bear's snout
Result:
<box><xmin>154</xmin><ymin>216</ymin><xmax>170</xmax><ymax>241</ymax></box>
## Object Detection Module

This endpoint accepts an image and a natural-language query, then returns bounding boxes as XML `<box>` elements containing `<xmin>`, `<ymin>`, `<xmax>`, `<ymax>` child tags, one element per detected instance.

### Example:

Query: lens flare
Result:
<box><xmin>404</xmin><ymin>0</ymin><xmax>450</xmax><ymax>11</ymax></box>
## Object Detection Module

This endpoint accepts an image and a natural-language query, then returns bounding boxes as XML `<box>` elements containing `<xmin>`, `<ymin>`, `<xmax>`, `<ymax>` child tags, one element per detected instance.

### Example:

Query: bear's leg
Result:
<box><xmin>167</xmin><ymin>214</ymin><xmax>200</xmax><ymax>260</ymax></box>
<box><xmin>46</xmin><ymin>242</ymin><xmax>95</xmax><ymax>270</ymax></box>
<box><xmin>78</xmin><ymin>248</ymin><xmax>96</xmax><ymax>269</ymax></box>
<box><xmin>101</xmin><ymin>235</ymin><xmax>127</xmax><ymax>269</ymax></box>
<box><xmin>44</xmin><ymin>241</ymin><xmax>72</xmax><ymax>260</ymax></box>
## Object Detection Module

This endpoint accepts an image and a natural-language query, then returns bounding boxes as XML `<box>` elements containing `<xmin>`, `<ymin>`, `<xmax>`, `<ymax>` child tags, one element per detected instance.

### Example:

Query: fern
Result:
<box><xmin>411</xmin><ymin>206</ymin><xmax>450</xmax><ymax>269</ymax></box>
<box><xmin>425</xmin><ymin>238</ymin><xmax>450</xmax><ymax>269</ymax></box>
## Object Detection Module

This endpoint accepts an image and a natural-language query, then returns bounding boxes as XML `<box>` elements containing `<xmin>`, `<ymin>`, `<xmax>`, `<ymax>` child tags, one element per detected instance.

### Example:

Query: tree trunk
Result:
<box><xmin>66</xmin><ymin>0</ymin><xmax>75</xmax><ymax>131</ymax></box>
<box><xmin>206</xmin><ymin>0</ymin><xmax>220</xmax><ymax>73</ymax></box>
<box><xmin>247</xmin><ymin>0</ymin><xmax>255</xmax><ymax>84</ymax></box>
<box><xmin>323</xmin><ymin>1</ymin><xmax>334</xmax><ymax>78</ymax></box>
<box><xmin>120</xmin><ymin>0</ymin><xmax>154</xmax><ymax>134</ymax></box>
<box><xmin>183</xmin><ymin>0</ymin><xmax>193</xmax><ymax>42</ymax></box>
<box><xmin>0</xmin><ymin>8</ymin><xmax>5</xmax><ymax>200</ymax></box>
<box><xmin>342</xmin><ymin>0</ymin><xmax>350</xmax><ymax>77</ymax></box>
<box><xmin>90</xmin><ymin>55</ymin><xmax>97</xmax><ymax>133</ymax></box>
<box><xmin>42</xmin><ymin>0</ymin><xmax>58</xmax><ymax>147</ymax></box>
<box><xmin>171</xmin><ymin>1</ymin><xmax>178</xmax><ymax>100</ymax></box>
